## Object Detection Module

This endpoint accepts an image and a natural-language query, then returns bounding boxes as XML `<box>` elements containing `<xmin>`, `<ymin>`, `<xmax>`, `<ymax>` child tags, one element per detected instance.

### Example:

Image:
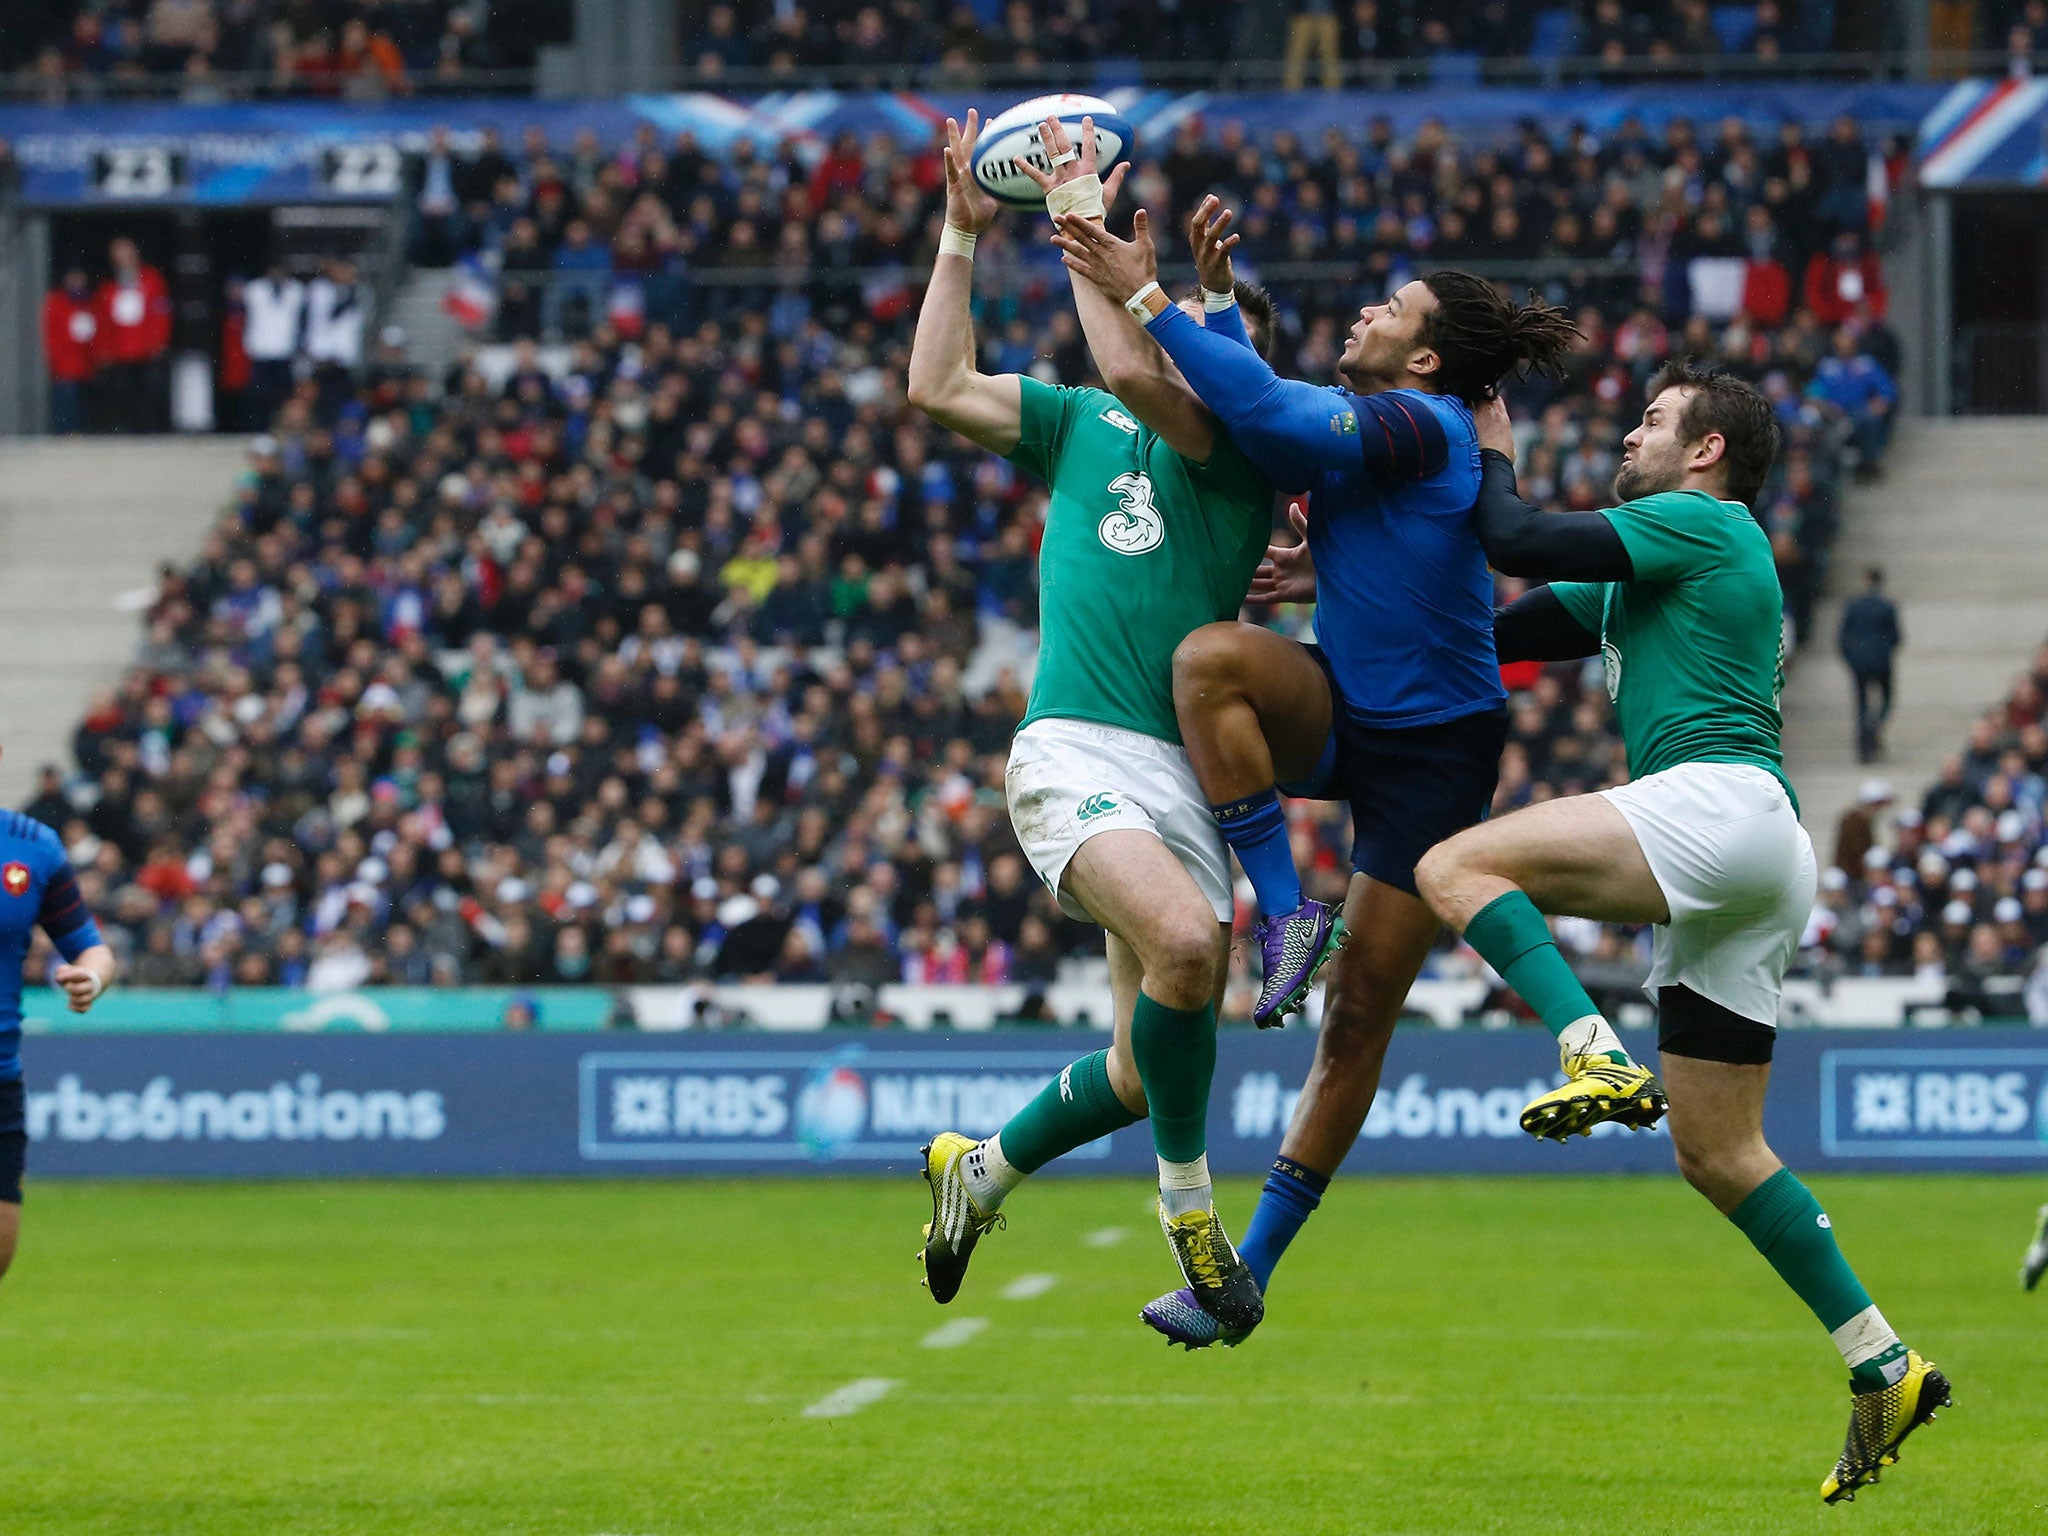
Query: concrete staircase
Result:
<box><xmin>0</xmin><ymin>436</ymin><xmax>244</xmax><ymax>806</ymax></box>
<box><xmin>384</xmin><ymin>267</ymin><xmax>465</xmax><ymax>380</ymax></box>
<box><xmin>1782</xmin><ymin>419</ymin><xmax>2048</xmax><ymax>849</ymax></box>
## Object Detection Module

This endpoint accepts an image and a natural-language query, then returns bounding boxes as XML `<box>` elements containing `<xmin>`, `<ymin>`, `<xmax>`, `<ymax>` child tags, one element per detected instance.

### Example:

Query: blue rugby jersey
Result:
<box><xmin>1144</xmin><ymin>306</ymin><xmax>1505</xmax><ymax>729</ymax></box>
<box><xmin>1296</xmin><ymin>385</ymin><xmax>1502</xmax><ymax>727</ymax></box>
<box><xmin>0</xmin><ymin>810</ymin><xmax>105</xmax><ymax>1082</ymax></box>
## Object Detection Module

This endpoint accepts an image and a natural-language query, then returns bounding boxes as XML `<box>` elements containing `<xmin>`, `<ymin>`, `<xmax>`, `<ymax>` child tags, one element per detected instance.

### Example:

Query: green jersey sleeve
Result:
<box><xmin>1599</xmin><ymin>490</ymin><xmax>1728</xmax><ymax>584</ymax></box>
<box><xmin>1550</xmin><ymin>580</ymin><xmax>1609</xmax><ymax>632</ymax></box>
<box><xmin>1005</xmin><ymin>377</ymin><xmax>1083</xmax><ymax>483</ymax></box>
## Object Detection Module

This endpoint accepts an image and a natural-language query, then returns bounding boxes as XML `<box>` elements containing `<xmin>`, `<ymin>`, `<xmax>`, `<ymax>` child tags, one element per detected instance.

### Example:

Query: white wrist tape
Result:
<box><xmin>938</xmin><ymin>224</ymin><xmax>977</xmax><ymax>259</ymax></box>
<box><xmin>80</xmin><ymin>970</ymin><xmax>104</xmax><ymax>1002</ymax></box>
<box><xmin>1202</xmin><ymin>286</ymin><xmax>1238</xmax><ymax>312</ymax></box>
<box><xmin>1123</xmin><ymin>281</ymin><xmax>1164</xmax><ymax>322</ymax></box>
<box><xmin>1044</xmin><ymin>172</ymin><xmax>1105</xmax><ymax>221</ymax></box>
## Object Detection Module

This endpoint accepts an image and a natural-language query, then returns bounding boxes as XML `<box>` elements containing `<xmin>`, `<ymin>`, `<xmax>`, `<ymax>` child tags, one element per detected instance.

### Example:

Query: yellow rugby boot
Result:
<box><xmin>1821</xmin><ymin>1351</ymin><xmax>1952</xmax><ymax>1503</ymax></box>
<box><xmin>1519</xmin><ymin>1053</ymin><xmax>1668</xmax><ymax>1141</ymax></box>
<box><xmin>917</xmin><ymin>1132</ymin><xmax>1003</xmax><ymax>1303</ymax></box>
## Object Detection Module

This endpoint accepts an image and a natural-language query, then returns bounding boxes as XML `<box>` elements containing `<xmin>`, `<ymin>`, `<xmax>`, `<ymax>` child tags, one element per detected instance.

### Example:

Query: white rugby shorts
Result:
<box><xmin>1004</xmin><ymin>717</ymin><xmax>1234</xmax><ymax>923</ymax></box>
<box><xmin>1601</xmin><ymin>761</ymin><xmax>1817</xmax><ymax>1028</ymax></box>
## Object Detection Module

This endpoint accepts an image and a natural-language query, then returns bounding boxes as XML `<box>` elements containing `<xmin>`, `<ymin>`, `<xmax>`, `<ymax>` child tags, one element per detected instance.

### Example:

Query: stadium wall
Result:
<box><xmin>22</xmin><ymin>1027</ymin><xmax>2048</xmax><ymax>1179</ymax></box>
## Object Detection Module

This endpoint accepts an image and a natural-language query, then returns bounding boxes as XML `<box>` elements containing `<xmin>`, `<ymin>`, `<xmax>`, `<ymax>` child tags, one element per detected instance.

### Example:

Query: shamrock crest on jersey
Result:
<box><xmin>1099</xmin><ymin>471</ymin><xmax>1163</xmax><ymax>555</ymax></box>
<box><xmin>1601</xmin><ymin>636</ymin><xmax>1623</xmax><ymax>703</ymax></box>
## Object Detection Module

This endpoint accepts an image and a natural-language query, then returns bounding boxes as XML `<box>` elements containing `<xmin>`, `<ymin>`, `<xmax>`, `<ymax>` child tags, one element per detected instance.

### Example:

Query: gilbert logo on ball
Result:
<box><xmin>1</xmin><ymin>862</ymin><xmax>28</xmax><ymax>898</ymax></box>
<box><xmin>970</xmin><ymin>93</ymin><xmax>1135</xmax><ymax>209</ymax></box>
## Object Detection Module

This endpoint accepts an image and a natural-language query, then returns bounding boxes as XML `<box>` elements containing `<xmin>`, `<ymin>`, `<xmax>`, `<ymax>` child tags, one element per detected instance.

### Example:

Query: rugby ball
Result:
<box><xmin>970</xmin><ymin>94</ymin><xmax>1135</xmax><ymax>210</ymax></box>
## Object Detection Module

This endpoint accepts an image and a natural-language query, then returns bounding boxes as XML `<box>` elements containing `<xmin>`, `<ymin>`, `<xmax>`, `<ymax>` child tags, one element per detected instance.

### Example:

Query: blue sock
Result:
<box><xmin>1237</xmin><ymin>1155</ymin><xmax>1329</xmax><ymax>1291</ymax></box>
<box><xmin>1210</xmin><ymin>788</ymin><xmax>1302</xmax><ymax>917</ymax></box>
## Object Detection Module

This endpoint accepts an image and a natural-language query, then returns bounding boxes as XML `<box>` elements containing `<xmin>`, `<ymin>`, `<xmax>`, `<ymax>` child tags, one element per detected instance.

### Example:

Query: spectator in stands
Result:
<box><xmin>303</xmin><ymin>257</ymin><xmax>367</xmax><ymax>417</ymax></box>
<box><xmin>1810</xmin><ymin>324</ymin><xmax>1897</xmax><ymax>475</ymax></box>
<box><xmin>1839</xmin><ymin>567</ymin><xmax>1902</xmax><ymax>763</ymax></box>
<box><xmin>1284</xmin><ymin>0</ymin><xmax>1344</xmax><ymax>91</ymax></box>
<box><xmin>240</xmin><ymin>259</ymin><xmax>305</xmax><ymax>431</ymax></box>
<box><xmin>92</xmin><ymin>238</ymin><xmax>172</xmax><ymax>434</ymax></box>
<box><xmin>407</xmin><ymin>125</ymin><xmax>465</xmax><ymax>266</ymax></box>
<box><xmin>1805</xmin><ymin>231</ymin><xmax>1887</xmax><ymax>327</ymax></box>
<box><xmin>542</xmin><ymin>218</ymin><xmax>612</xmax><ymax>339</ymax></box>
<box><xmin>41</xmin><ymin>266</ymin><xmax>97</xmax><ymax>435</ymax></box>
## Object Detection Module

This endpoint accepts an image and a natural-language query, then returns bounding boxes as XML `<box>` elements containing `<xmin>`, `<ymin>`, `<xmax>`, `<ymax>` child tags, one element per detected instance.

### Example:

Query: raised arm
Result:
<box><xmin>1469</xmin><ymin>399</ymin><xmax>1635</xmax><ymax>582</ymax></box>
<box><xmin>1188</xmin><ymin>195</ymin><xmax>1255</xmax><ymax>354</ymax></box>
<box><xmin>905</xmin><ymin>110</ymin><xmax>1022</xmax><ymax>456</ymax></box>
<box><xmin>1053</xmin><ymin>211</ymin><xmax>1400</xmax><ymax>493</ymax></box>
<box><xmin>1020</xmin><ymin>115</ymin><xmax>1216</xmax><ymax>462</ymax></box>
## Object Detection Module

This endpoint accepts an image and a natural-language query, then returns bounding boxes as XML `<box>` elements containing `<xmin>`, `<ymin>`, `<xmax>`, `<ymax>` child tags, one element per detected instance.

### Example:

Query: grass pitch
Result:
<box><xmin>0</xmin><ymin>1175</ymin><xmax>2042</xmax><ymax>1535</ymax></box>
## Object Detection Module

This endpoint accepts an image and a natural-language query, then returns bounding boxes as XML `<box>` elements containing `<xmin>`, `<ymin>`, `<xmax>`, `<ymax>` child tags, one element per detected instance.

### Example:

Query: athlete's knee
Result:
<box><xmin>1413</xmin><ymin>837</ymin><xmax>1474</xmax><ymax>913</ymax></box>
<box><xmin>1669</xmin><ymin>1120</ymin><xmax>1773</xmax><ymax>1205</ymax></box>
<box><xmin>1171</xmin><ymin>622</ymin><xmax>1254</xmax><ymax>707</ymax></box>
<box><xmin>1139</xmin><ymin>908</ymin><xmax>1223</xmax><ymax>1010</ymax></box>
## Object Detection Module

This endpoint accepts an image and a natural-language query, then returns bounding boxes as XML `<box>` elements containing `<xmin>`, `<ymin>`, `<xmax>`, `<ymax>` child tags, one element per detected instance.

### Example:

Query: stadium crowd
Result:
<box><xmin>22</xmin><ymin>105</ymin><xmax>1907</xmax><ymax>1005</ymax></box>
<box><xmin>0</xmin><ymin>1</ymin><xmax>1913</xmax><ymax>97</ymax></box>
<box><xmin>0</xmin><ymin>0</ymin><xmax>559</xmax><ymax>99</ymax></box>
<box><xmin>1802</xmin><ymin>646</ymin><xmax>2048</xmax><ymax>1019</ymax></box>
<box><xmin>676</xmin><ymin>0</ymin><xmax>1857</xmax><ymax>82</ymax></box>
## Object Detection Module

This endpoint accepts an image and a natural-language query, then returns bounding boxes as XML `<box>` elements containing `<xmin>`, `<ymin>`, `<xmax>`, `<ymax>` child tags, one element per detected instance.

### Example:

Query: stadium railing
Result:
<box><xmin>19</xmin><ymin>979</ymin><xmax>2015</xmax><ymax>1035</ymax></box>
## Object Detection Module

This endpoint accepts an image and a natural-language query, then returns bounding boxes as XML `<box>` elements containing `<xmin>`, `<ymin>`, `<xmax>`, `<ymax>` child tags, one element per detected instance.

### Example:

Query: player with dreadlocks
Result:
<box><xmin>1054</xmin><ymin>204</ymin><xmax>1602</xmax><ymax>1347</ymax></box>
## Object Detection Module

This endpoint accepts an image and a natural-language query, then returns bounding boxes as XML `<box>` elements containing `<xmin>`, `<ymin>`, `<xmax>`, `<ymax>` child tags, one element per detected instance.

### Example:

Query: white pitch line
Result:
<box><xmin>802</xmin><ymin>1377</ymin><xmax>899</xmax><ymax>1418</ymax></box>
<box><xmin>1083</xmin><ymin>1227</ymin><xmax>1128</xmax><ymax>1248</ymax></box>
<box><xmin>1002</xmin><ymin>1272</ymin><xmax>1058</xmax><ymax>1301</ymax></box>
<box><xmin>921</xmin><ymin>1316</ymin><xmax>990</xmax><ymax>1349</ymax></box>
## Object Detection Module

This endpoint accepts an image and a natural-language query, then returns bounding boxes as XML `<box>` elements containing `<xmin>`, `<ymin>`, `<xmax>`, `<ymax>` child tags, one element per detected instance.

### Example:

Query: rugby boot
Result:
<box><xmin>1157</xmin><ymin>1202</ymin><xmax>1264</xmax><ymax>1341</ymax></box>
<box><xmin>1250</xmin><ymin>899</ymin><xmax>1347</xmax><ymax>1028</ymax></box>
<box><xmin>1519</xmin><ymin>1051</ymin><xmax>1668</xmax><ymax>1141</ymax></box>
<box><xmin>1820</xmin><ymin>1351</ymin><xmax>1951</xmax><ymax>1504</ymax></box>
<box><xmin>918</xmin><ymin>1132</ymin><xmax>1004</xmax><ymax>1303</ymax></box>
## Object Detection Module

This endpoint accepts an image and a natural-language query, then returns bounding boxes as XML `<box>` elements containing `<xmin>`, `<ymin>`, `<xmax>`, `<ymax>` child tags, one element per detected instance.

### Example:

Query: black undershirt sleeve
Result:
<box><xmin>1494</xmin><ymin>585</ymin><xmax>1601</xmax><ymax>664</ymax></box>
<box><xmin>1474</xmin><ymin>449</ymin><xmax>1636</xmax><ymax>582</ymax></box>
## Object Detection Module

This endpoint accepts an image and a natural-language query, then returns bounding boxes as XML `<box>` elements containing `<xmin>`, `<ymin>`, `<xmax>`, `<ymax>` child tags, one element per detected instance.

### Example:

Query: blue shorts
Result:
<box><xmin>1280</xmin><ymin>646</ymin><xmax>1507</xmax><ymax>896</ymax></box>
<box><xmin>0</xmin><ymin>1079</ymin><xmax>22</xmax><ymax>1204</ymax></box>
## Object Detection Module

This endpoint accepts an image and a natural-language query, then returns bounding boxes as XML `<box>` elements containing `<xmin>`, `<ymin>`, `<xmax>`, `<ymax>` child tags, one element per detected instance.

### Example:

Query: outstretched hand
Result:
<box><xmin>1188</xmin><ymin>194</ymin><xmax>1240</xmax><ymax>295</ymax></box>
<box><xmin>1017</xmin><ymin>114</ymin><xmax>1129</xmax><ymax>215</ymax></box>
<box><xmin>1245</xmin><ymin>502</ymin><xmax>1317</xmax><ymax>606</ymax></box>
<box><xmin>1050</xmin><ymin>208</ymin><xmax>1158</xmax><ymax>305</ymax></box>
<box><xmin>941</xmin><ymin>110</ymin><xmax>1001</xmax><ymax>236</ymax></box>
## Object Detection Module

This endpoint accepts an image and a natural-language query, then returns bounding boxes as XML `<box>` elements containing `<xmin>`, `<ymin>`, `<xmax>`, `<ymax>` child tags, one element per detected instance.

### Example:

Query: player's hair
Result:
<box><xmin>1417</xmin><ymin>271</ymin><xmax>1581</xmax><ymax>406</ymax></box>
<box><xmin>1182</xmin><ymin>281</ymin><xmax>1277</xmax><ymax>360</ymax></box>
<box><xmin>1646</xmin><ymin>358</ymin><xmax>1781</xmax><ymax>509</ymax></box>
<box><xmin>1232</xmin><ymin>280</ymin><xmax>1277</xmax><ymax>361</ymax></box>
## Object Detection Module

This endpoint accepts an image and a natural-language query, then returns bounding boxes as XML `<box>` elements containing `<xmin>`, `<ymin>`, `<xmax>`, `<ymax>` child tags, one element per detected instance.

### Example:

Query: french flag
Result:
<box><xmin>444</xmin><ymin>255</ymin><xmax>498</xmax><ymax>330</ymax></box>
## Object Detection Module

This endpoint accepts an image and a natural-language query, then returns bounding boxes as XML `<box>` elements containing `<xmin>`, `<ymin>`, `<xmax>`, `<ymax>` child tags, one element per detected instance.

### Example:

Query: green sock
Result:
<box><xmin>1463</xmin><ymin>891</ymin><xmax>1629</xmax><ymax>1065</ymax></box>
<box><xmin>995</xmin><ymin>1049</ymin><xmax>1142</xmax><ymax>1174</ymax></box>
<box><xmin>1730</xmin><ymin>1169</ymin><xmax>1908</xmax><ymax>1389</ymax></box>
<box><xmin>1129</xmin><ymin>991</ymin><xmax>1216</xmax><ymax>1163</ymax></box>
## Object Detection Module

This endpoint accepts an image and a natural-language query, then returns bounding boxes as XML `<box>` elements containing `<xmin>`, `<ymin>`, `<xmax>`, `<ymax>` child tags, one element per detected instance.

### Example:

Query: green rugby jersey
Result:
<box><xmin>1550</xmin><ymin>488</ymin><xmax>1797</xmax><ymax>811</ymax></box>
<box><xmin>1006</xmin><ymin>377</ymin><xmax>1271</xmax><ymax>745</ymax></box>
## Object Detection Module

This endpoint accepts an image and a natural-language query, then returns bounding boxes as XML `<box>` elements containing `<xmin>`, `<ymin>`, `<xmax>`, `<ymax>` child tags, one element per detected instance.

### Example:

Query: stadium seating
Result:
<box><xmin>1815</xmin><ymin>642</ymin><xmax>2048</xmax><ymax>1014</ymax></box>
<box><xmin>24</xmin><ymin>104</ymin><xmax>1897</xmax><ymax>1004</ymax></box>
<box><xmin>1</xmin><ymin>0</ymin><xmax>541</xmax><ymax>96</ymax></box>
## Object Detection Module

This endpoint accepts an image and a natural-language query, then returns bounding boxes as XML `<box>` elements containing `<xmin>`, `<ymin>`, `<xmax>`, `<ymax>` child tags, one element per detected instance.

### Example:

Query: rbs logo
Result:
<box><xmin>1824</xmin><ymin>1050</ymin><xmax>2048</xmax><ymax>1158</ymax></box>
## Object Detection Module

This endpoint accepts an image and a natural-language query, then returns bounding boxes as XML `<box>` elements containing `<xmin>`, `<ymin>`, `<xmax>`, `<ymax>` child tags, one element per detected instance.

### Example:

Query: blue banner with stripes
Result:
<box><xmin>0</xmin><ymin>83</ymin><xmax>1944</xmax><ymax>207</ymax></box>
